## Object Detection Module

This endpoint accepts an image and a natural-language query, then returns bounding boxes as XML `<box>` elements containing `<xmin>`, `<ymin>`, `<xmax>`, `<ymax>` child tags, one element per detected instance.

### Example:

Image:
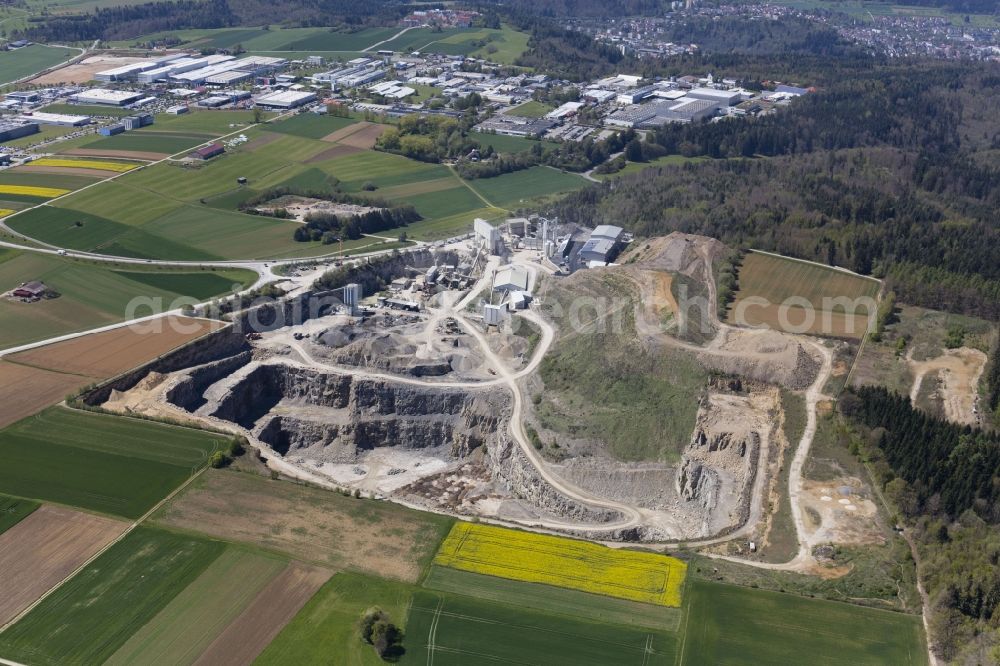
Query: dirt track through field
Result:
<box><xmin>320</xmin><ymin>121</ymin><xmax>372</xmax><ymax>143</ymax></box>
<box><xmin>63</xmin><ymin>148</ymin><xmax>166</xmax><ymax>161</ymax></box>
<box><xmin>191</xmin><ymin>563</ymin><xmax>331</xmax><ymax>666</ymax></box>
<box><xmin>0</xmin><ymin>505</ymin><xmax>126</xmax><ymax>626</ymax></box>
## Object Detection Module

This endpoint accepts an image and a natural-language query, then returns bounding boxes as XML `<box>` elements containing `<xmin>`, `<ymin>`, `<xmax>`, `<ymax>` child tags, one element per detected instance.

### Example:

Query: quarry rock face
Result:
<box><xmin>194</xmin><ymin>361</ymin><xmax>510</xmax><ymax>463</ymax></box>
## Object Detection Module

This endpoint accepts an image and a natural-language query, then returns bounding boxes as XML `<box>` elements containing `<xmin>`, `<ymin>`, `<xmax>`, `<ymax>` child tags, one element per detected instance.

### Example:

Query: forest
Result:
<box><xmin>840</xmin><ymin>386</ymin><xmax>1000</xmax><ymax>661</ymax></box>
<box><xmin>17</xmin><ymin>0</ymin><xmax>418</xmax><ymax>41</ymax></box>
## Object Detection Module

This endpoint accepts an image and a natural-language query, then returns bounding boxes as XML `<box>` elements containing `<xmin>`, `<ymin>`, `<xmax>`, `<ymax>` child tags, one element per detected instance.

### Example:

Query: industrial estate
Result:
<box><xmin>0</xmin><ymin>2</ymin><xmax>997</xmax><ymax>665</ymax></box>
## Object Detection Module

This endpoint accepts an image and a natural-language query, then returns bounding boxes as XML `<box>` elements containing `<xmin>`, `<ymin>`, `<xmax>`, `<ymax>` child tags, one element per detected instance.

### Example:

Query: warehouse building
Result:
<box><xmin>4</xmin><ymin>91</ymin><xmax>39</xmax><ymax>104</ymax></box>
<box><xmin>71</xmin><ymin>89</ymin><xmax>145</xmax><ymax>106</ymax></box>
<box><xmin>591</xmin><ymin>225</ymin><xmax>624</xmax><ymax>243</ymax></box>
<box><xmin>22</xmin><ymin>112</ymin><xmax>90</xmax><ymax>126</ymax></box>
<box><xmin>253</xmin><ymin>90</ymin><xmax>316</xmax><ymax>109</ymax></box>
<box><xmin>0</xmin><ymin>121</ymin><xmax>38</xmax><ymax>142</ymax></box>
<box><xmin>686</xmin><ymin>87</ymin><xmax>742</xmax><ymax>106</ymax></box>
<box><xmin>136</xmin><ymin>54</ymin><xmax>234</xmax><ymax>83</ymax></box>
<box><xmin>474</xmin><ymin>115</ymin><xmax>558</xmax><ymax>138</ymax></box>
<box><xmin>95</xmin><ymin>54</ymin><xmax>186</xmax><ymax>81</ymax></box>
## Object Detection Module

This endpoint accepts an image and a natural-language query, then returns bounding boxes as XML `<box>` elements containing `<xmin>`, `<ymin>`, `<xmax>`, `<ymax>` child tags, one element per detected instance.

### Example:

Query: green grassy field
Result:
<box><xmin>509</xmin><ymin>100</ymin><xmax>555</xmax><ymax>118</ymax></box>
<box><xmin>403</xmin><ymin>588</ymin><xmax>678</xmax><ymax>665</ymax></box>
<box><xmin>11</xmin><ymin>113</ymin><xmax>542</xmax><ymax>260</ymax></box>
<box><xmin>726</xmin><ymin>251</ymin><xmax>880</xmax><ymax>339</ymax></box>
<box><xmin>105</xmin><ymin>546</ymin><xmax>287</xmax><ymax>666</ymax></box>
<box><xmin>373</xmin><ymin>25</ymin><xmax>530</xmax><ymax>62</ymax></box>
<box><xmin>0</xmin><ymin>407</ymin><xmax>231</xmax><ymax>518</ymax></box>
<box><xmin>0</xmin><ymin>170</ymin><xmax>100</xmax><ymax>191</ymax></box>
<box><xmin>255</xmin><ymin>572</ymin><xmax>415</xmax><ymax>666</ymax></box>
<box><xmin>80</xmin><ymin>131</ymin><xmax>211</xmax><ymax>156</ymax></box>
<box><xmin>0</xmin><ymin>527</ymin><xmax>226</xmax><ymax>666</ymax></box>
<box><xmin>0</xmin><ymin>249</ymin><xmax>254</xmax><ymax>348</ymax></box>
<box><xmin>423</xmin><ymin>566</ymin><xmax>681</xmax><ymax>631</ymax></box>
<box><xmin>0</xmin><ymin>44</ymin><xmax>78</xmax><ymax>84</ymax></box>
<box><xmin>115</xmin><ymin>26</ymin><xmax>399</xmax><ymax>52</ymax></box>
<box><xmin>680</xmin><ymin>580</ymin><xmax>927</xmax><ymax>665</ymax></box>
<box><xmin>0</xmin><ymin>493</ymin><xmax>39</xmax><ymax>534</ymax></box>
<box><xmin>595</xmin><ymin>154</ymin><xmax>709</xmax><ymax>180</ymax></box>
<box><xmin>470</xmin><ymin>130</ymin><xmax>553</xmax><ymax>154</ymax></box>
<box><xmin>466</xmin><ymin>166</ymin><xmax>587</xmax><ymax>208</ymax></box>
<box><xmin>265</xmin><ymin>113</ymin><xmax>360</xmax><ymax>140</ymax></box>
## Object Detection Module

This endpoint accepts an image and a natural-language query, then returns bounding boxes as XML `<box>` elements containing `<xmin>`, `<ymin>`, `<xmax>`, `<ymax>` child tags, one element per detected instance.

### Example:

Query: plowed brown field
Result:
<box><xmin>192</xmin><ymin>563</ymin><xmax>331</xmax><ymax>666</ymax></box>
<box><xmin>0</xmin><ymin>317</ymin><xmax>225</xmax><ymax>428</ymax></box>
<box><xmin>0</xmin><ymin>505</ymin><xmax>126</xmax><ymax>626</ymax></box>
<box><xmin>339</xmin><ymin>123</ymin><xmax>386</xmax><ymax>149</ymax></box>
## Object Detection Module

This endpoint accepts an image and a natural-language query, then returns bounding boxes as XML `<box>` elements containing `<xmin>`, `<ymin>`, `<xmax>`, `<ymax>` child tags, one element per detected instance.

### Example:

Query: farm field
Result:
<box><xmin>0</xmin><ymin>505</ymin><xmax>126</xmax><ymax>627</ymax></box>
<box><xmin>7</xmin><ymin>109</ymin><xmax>585</xmax><ymax>260</ymax></box>
<box><xmin>265</xmin><ymin>112</ymin><xmax>361</xmax><ymax>140</ymax></box>
<box><xmin>422</xmin><ymin>565</ymin><xmax>681</xmax><ymax>631</ymax></box>
<box><xmin>433</xmin><ymin>522</ymin><xmax>687</xmax><ymax>606</ymax></box>
<box><xmin>402</xmin><ymin>588</ymin><xmax>678</xmax><ymax>666</ymax></box>
<box><xmin>0</xmin><ymin>527</ymin><xmax>225</xmax><ymax>666</ymax></box>
<box><xmin>104</xmin><ymin>547</ymin><xmax>288</xmax><ymax>666</ymax></box>
<box><xmin>0</xmin><ymin>44</ymin><xmax>78</xmax><ymax>85</ymax></box>
<box><xmin>726</xmin><ymin>251</ymin><xmax>880</xmax><ymax>339</ymax></box>
<box><xmin>6</xmin><ymin>315</ymin><xmax>224</xmax><ymax>376</ymax></box>
<box><xmin>120</xmin><ymin>26</ymin><xmax>401</xmax><ymax>52</ymax></box>
<box><xmin>680</xmin><ymin>580</ymin><xmax>928</xmax><ymax>665</ymax></box>
<box><xmin>0</xmin><ymin>249</ymin><xmax>250</xmax><ymax>348</ymax></box>
<box><xmin>374</xmin><ymin>24</ymin><xmax>530</xmax><ymax>62</ymax></box>
<box><xmin>0</xmin><ymin>406</ymin><xmax>231</xmax><ymax>518</ymax></box>
<box><xmin>470</xmin><ymin>130</ymin><xmax>554</xmax><ymax>154</ymax></box>
<box><xmin>0</xmin><ymin>493</ymin><xmax>38</xmax><ymax>534</ymax></box>
<box><xmin>40</xmin><ymin>103</ymin><xmax>136</xmax><ymax>118</ymax></box>
<box><xmin>464</xmin><ymin>165</ymin><xmax>588</xmax><ymax>208</ymax></box>
<box><xmin>152</xmin><ymin>468</ymin><xmax>453</xmax><ymax>582</ymax></box>
<box><xmin>255</xmin><ymin>572</ymin><xmax>415</xmax><ymax>666</ymax></box>
<box><xmin>0</xmin><ymin>316</ymin><xmax>224</xmax><ymax>427</ymax></box>
<box><xmin>191</xmin><ymin>562</ymin><xmax>332</xmax><ymax>666</ymax></box>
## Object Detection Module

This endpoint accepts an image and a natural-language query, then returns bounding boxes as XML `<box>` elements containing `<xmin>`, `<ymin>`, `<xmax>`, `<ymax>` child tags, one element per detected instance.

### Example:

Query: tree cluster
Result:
<box><xmin>358</xmin><ymin>607</ymin><xmax>403</xmax><ymax>661</ymax></box>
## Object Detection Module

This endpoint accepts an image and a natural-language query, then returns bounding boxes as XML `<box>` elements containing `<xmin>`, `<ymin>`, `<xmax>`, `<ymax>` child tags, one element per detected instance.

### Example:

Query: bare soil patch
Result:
<box><xmin>154</xmin><ymin>469</ymin><xmax>448</xmax><ymax>582</ymax></box>
<box><xmin>0</xmin><ymin>505</ymin><xmax>126</xmax><ymax>625</ymax></box>
<box><xmin>320</xmin><ymin>121</ymin><xmax>372</xmax><ymax>143</ymax></box>
<box><xmin>800</xmin><ymin>478</ymin><xmax>883</xmax><ymax>548</ymax></box>
<box><xmin>0</xmin><ymin>362</ymin><xmax>91</xmax><ymax>429</ymax></box>
<box><xmin>8</xmin><ymin>316</ymin><xmax>224</xmax><ymax>378</ymax></box>
<box><xmin>192</xmin><ymin>563</ymin><xmax>331</xmax><ymax>666</ymax></box>
<box><xmin>14</xmin><ymin>165</ymin><xmax>112</xmax><ymax>179</ymax></box>
<box><xmin>303</xmin><ymin>143</ymin><xmax>363</xmax><ymax>164</ymax></box>
<box><xmin>29</xmin><ymin>55</ymin><xmax>149</xmax><ymax>85</ymax></box>
<box><xmin>339</xmin><ymin>123</ymin><xmax>387</xmax><ymax>149</ymax></box>
<box><xmin>0</xmin><ymin>317</ymin><xmax>223</xmax><ymax>427</ymax></box>
<box><xmin>64</xmin><ymin>148</ymin><xmax>166</xmax><ymax>161</ymax></box>
<box><xmin>908</xmin><ymin>346</ymin><xmax>987</xmax><ymax>425</ymax></box>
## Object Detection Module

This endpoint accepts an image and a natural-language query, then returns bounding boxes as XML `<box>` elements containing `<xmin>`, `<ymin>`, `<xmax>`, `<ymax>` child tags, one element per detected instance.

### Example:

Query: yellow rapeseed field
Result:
<box><xmin>434</xmin><ymin>522</ymin><xmax>686</xmax><ymax>607</ymax></box>
<box><xmin>0</xmin><ymin>209</ymin><xmax>14</xmax><ymax>218</ymax></box>
<box><xmin>30</xmin><ymin>158</ymin><xmax>137</xmax><ymax>173</ymax></box>
<box><xmin>0</xmin><ymin>185</ymin><xmax>70</xmax><ymax>198</ymax></box>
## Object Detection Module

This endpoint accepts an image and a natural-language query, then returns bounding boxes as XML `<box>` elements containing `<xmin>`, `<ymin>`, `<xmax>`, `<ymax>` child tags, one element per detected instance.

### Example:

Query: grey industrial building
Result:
<box><xmin>474</xmin><ymin>115</ymin><xmax>558</xmax><ymax>138</ymax></box>
<box><xmin>0</xmin><ymin>121</ymin><xmax>39</xmax><ymax>142</ymax></box>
